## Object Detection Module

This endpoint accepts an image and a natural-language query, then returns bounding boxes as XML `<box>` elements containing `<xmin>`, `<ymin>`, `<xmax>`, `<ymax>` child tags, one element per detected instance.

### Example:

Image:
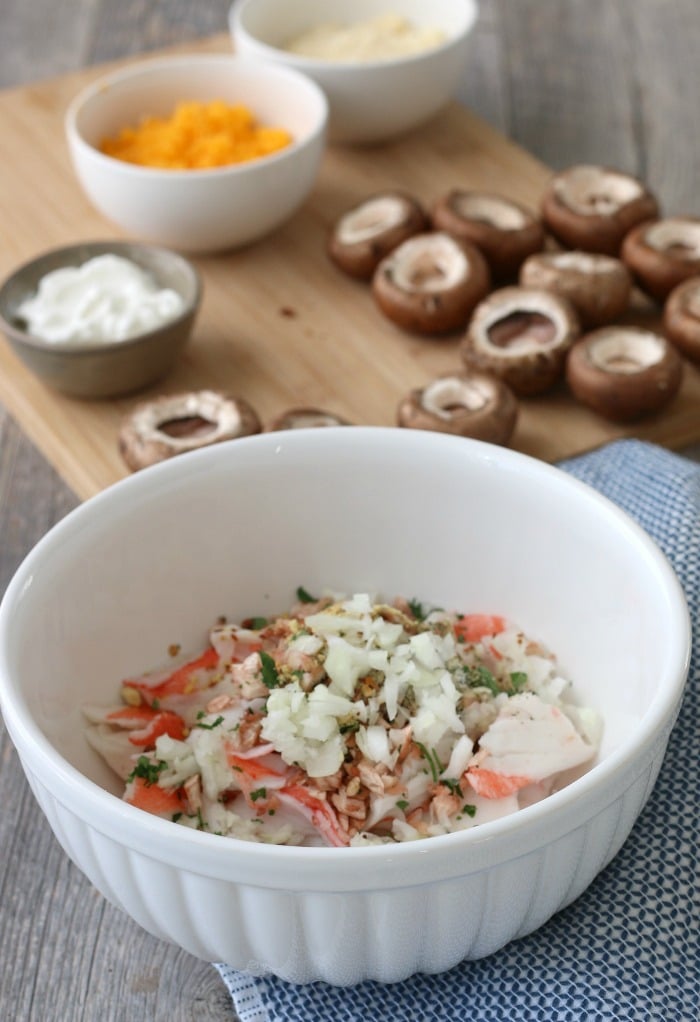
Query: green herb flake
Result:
<box><xmin>127</xmin><ymin>756</ymin><xmax>167</xmax><ymax>786</ymax></box>
<box><xmin>416</xmin><ymin>742</ymin><xmax>443</xmax><ymax>783</ymax></box>
<box><xmin>296</xmin><ymin>585</ymin><xmax>317</xmax><ymax>604</ymax></box>
<box><xmin>407</xmin><ymin>598</ymin><xmax>426</xmax><ymax>621</ymax></box>
<box><xmin>509</xmin><ymin>671</ymin><xmax>528</xmax><ymax>693</ymax></box>
<box><xmin>462</xmin><ymin>804</ymin><xmax>477</xmax><ymax>818</ymax></box>
<box><xmin>250</xmin><ymin>787</ymin><xmax>267</xmax><ymax>802</ymax></box>
<box><xmin>259</xmin><ymin>650</ymin><xmax>281</xmax><ymax>689</ymax></box>
<box><xmin>439</xmin><ymin>777</ymin><xmax>462</xmax><ymax>796</ymax></box>
<box><xmin>462</xmin><ymin>664</ymin><xmax>501</xmax><ymax>697</ymax></box>
<box><xmin>244</xmin><ymin>616</ymin><xmax>268</xmax><ymax>630</ymax></box>
<box><xmin>195</xmin><ymin>714</ymin><xmax>225</xmax><ymax>730</ymax></box>
<box><xmin>395</xmin><ymin>799</ymin><xmax>409</xmax><ymax>812</ymax></box>
<box><xmin>171</xmin><ymin>812</ymin><xmax>183</xmax><ymax>823</ymax></box>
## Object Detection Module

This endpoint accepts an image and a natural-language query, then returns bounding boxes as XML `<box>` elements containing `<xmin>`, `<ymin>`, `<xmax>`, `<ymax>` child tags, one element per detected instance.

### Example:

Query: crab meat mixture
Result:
<box><xmin>84</xmin><ymin>590</ymin><xmax>602</xmax><ymax>848</ymax></box>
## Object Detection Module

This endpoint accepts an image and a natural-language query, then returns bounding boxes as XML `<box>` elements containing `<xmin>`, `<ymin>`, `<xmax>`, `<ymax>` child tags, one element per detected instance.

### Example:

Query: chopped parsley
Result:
<box><xmin>295</xmin><ymin>585</ymin><xmax>317</xmax><ymax>604</ymax></box>
<box><xmin>407</xmin><ymin>598</ymin><xmax>426</xmax><ymax>621</ymax></box>
<box><xmin>416</xmin><ymin>742</ymin><xmax>443</xmax><ymax>783</ymax></box>
<box><xmin>439</xmin><ymin>777</ymin><xmax>462</xmax><ymax>796</ymax></box>
<box><xmin>127</xmin><ymin>756</ymin><xmax>167</xmax><ymax>786</ymax></box>
<box><xmin>460</xmin><ymin>664</ymin><xmax>501</xmax><ymax>697</ymax></box>
<box><xmin>250</xmin><ymin>787</ymin><xmax>267</xmax><ymax>802</ymax></box>
<box><xmin>259</xmin><ymin>650</ymin><xmax>281</xmax><ymax>689</ymax></box>
<box><xmin>194</xmin><ymin>714</ymin><xmax>224</xmax><ymax>730</ymax></box>
<box><xmin>461</xmin><ymin>804</ymin><xmax>477</xmax><ymax>817</ymax></box>
<box><xmin>396</xmin><ymin>799</ymin><xmax>409</xmax><ymax>811</ymax></box>
<box><xmin>243</xmin><ymin>616</ymin><xmax>268</xmax><ymax>630</ymax></box>
<box><xmin>509</xmin><ymin>671</ymin><xmax>528</xmax><ymax>692</ymax></box>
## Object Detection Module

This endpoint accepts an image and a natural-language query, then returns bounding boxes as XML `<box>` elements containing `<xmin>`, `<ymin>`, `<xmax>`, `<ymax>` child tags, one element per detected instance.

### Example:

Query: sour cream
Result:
<box><xmin>283</xmin><ymin>13</ymin><xmax>446</xmax><ymax>62</ymax></box>
<box><xmin>17</xmin><ymin>254</ymin><xmax>184</xmax><ymax>345</ymax></box>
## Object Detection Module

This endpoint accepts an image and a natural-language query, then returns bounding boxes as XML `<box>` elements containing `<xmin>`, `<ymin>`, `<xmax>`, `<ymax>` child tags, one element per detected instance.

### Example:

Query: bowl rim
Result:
<box><xmin>0</xmin><ymin>429</ymin><xmax>691</xmax><ymax>889</ymax></box>
<box><xmin>229</xmin><ymin>0</ymin><xmax>480</xmax><ymax>71</ymax></box>
<box><xmin>0</xmin><ymin>239</ymin><xmax>202</xmax><ymax>355</ymax></box>
<box><xmin>64</xmin><ymin>52</ymin><xmax>329</xmax><ymax>181</ymax></box>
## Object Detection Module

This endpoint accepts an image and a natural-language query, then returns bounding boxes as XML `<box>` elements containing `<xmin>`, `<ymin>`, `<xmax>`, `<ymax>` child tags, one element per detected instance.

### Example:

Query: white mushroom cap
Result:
<box><xmin>445</xmin><ymin>193</ymin><xmax>530</xmax><ymax>230</ymax></box>
<box><xmin>267</xmin><ymin>407</ymin><xmax>350</xmax><ymax>431</ymax></box>
<box><xmin>372</xmin><ymin>232</ymin><xmax>491</xmax><ymax>334</ymax></box>
<box><xmin>119</xmin><ymin>390</ymin><xmax>261</xmax><ymax>471</ymax></box>
<box><xmin>127</xmin><ymin>390</ymin><xmax>245</xmax><ymax>449</ymax></box>
<box><xmin>542</xmin><ymin>164</ymin><xmax>658</xmax><ymax>255</ymax></box>
<box><xmin>643</xmin><ymin>219</ymin><xmax>700</xmax><ymax>259</ymax></box>
<box><xmin>553</xmin><ymin>165</ymin><xmax>645</xmax><ymax>216</ymax></box>
<box><xmin>566</xmin><ymin>326</ymin><xmax>683</xmax><ymax>421</ymax></box>
<box><xmin>336</xmin><ymin>195</ymin><xmax>415</xmax><ymax>245</ymax></box>
<box><xmin>519</xmin><ymin>250</ymin><xmax>631</xmax><ymax>326</ymax></box>
<box><xmin>664</xmin><ymin>277</ymin><xmax>700</xmax><ymax>364</ymax></box>
<box><xmin>386</xmin><ymin>232</ymin><xmax>470</xmax><ymax>292</ymax></box>
<box><xmin>622</xmin><ymin>217</ymin><xmax>700</xmax><ymax>300</ymax></box>
<box><xmin>397</xmin><ymin>371</ymin><xmax>518</xmax><ymax>445</ymax></box>
<box><xmin>530</xmin><ymin>251</ymin><xmax>621</xmax><ymax>275</ymax></box>
<box><xmin>469</xmin><ymin>289</ymin><xmax>575</xmax><ymax>356</ymax></box>
<box><xmin>328</xmin><ymin>191</ymin><xmax>427</xmax><ymax>280</ymax></box>
<box><xmin>420</xmin><ymin>374</ymin><xmax>500</xmax><ymax>419</ymax></box>
<box><xmin>584</xmin><ymin>328</ymin><xmax>667</xmax><ymax>373</ymax></box>
<box><xmin>461</xmin><ymin>287</ymin><xmax>580</xmax><ymax>395</ymax></box>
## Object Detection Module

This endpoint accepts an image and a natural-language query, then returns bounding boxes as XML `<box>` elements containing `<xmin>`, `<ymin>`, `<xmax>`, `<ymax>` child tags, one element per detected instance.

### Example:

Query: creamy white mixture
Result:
<box><xmin>85</xmin><ymin>592</ymin><xmax>601</xmax><ymax>848</ymax></box>
<box><xmin>17</xmin><ymin>254</ymin><xmax>184</xmax><ymax>345</ymax></box>
<box><xmin>283</xmin><ymin>13</ymin><xmax>446</xmax><ymax>62</ymax></box>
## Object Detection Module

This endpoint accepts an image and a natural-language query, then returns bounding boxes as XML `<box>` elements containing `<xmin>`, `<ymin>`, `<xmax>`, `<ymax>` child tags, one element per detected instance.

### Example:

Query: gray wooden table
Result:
<box><xmin>1</xmin><ymin>2</ymin><xmax>699</xmax><ymax>1019</ymax></box>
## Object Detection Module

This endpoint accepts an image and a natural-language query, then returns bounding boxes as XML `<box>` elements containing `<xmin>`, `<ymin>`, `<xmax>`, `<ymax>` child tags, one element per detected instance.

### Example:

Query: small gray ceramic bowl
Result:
<box><xmin>0</xmin><ymin>241</ymin><xmax>201</xmax><ymax>399</ymax></box>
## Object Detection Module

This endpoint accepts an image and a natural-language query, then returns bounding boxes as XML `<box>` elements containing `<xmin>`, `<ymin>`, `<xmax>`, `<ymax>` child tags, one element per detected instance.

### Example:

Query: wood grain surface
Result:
<box><xmin>2</xmin><ymin>3</ymin><xmax>700</xmax><ymax>1020</ymax></box>
<box><xmin>3</xmin><ymin>32</ymin><xmax>700</xmax><ymax>498</ymax></box>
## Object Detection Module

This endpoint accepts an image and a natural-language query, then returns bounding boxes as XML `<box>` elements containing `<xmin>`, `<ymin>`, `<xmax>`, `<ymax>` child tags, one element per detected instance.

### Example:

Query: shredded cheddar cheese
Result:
<box><xmin>100</xmin><ymin>100</ymin><xmax>292</xmax><ymax>170</ymax></box>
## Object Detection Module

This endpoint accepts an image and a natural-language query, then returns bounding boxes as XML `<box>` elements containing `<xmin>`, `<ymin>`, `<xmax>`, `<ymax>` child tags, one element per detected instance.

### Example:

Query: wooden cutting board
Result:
<box><xmin>1</xmin><ymin>34</ymin><xmax>699</xmax><ymax>502</ymax></box>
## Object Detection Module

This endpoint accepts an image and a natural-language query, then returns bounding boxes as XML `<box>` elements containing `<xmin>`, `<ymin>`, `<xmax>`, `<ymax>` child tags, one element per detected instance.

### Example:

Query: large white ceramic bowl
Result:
<box><xmin>65</xmin><ymin>54</ymin><xmax>328</xmax><ymax>252</ymax></box>
<box><xmin>229</xmin><ymin>0</ymin><xmax>479</xmax><ymax>144</ymax></box>
<box><xmin>0</xmin><ymin>429</ymin><xmax>690</xmax><ymax>985</ymax></box>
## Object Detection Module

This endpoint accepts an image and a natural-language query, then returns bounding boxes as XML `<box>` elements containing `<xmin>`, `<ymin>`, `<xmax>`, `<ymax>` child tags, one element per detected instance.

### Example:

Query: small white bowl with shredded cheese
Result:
<box><xmin>0</xmin><ymin>427</ymin><xmax>689</xmax><ymax>983</ymax></box>
<box><xmin>230</xmin><ymin>0</ymin><xmax>479</xmax><ymax>143</ymax></box>
<box><xmin>0</xmin><ymin>240</ymin><xmax>201</xmax><ymax>398</ymax></box>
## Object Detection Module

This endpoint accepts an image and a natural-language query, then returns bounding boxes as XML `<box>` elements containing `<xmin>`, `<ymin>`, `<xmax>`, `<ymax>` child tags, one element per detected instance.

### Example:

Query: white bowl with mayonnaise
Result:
<box><xmin>230</xmin><ymin>0</ymin><xmax>479</xmax><ymax>144</ymax></box>
<box><xmin>0</xmin><ymin>427</ymin><xmax>690</xmax><ymax>984</ymax></box>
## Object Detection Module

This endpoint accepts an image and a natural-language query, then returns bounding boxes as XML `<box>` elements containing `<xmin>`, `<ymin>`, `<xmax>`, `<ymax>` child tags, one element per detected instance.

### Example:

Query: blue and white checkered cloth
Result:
<box><xmin>215</xmin><ymin>440</ymin><xmax>700</xmax><ymax>1022</ymax></box>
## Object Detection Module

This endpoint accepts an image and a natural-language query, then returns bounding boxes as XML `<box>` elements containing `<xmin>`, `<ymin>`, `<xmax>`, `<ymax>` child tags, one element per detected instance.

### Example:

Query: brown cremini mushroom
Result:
<box><xmin>541</xmin><ymin>165</ymin><xmax>659</xmax><ymax>255</ymax></box>
<box><xmin>621</xmin><ymin>217</ymin><xmax>700</xmax><ymax>302</ymax></box>
<box><xmin>432</xmin><ymin>190</ymin><xmax>545</xmax><ymax>279</ymax></box>
<box><xmin>566</xmin><ymin>327</ymin><xmax>683</xmax><ymax>421</ymax></box>
<box><xmin>519</xmin><ymin>250</ymin><xmax>632</xmax><ymax>327</ymax></box>
<box><xmin>460</xmin><ymin>286</ymin><xmax>580</xmax><ymax>396</ymax></box>
<box><xmin>266</xmin><ymin>407</ymin><xmax>351</xmax><ymax>431</ymax></box>
<box><xmin>397</xmin><ymin>371</ymin><xmax>518</xmax><ymax>446</ymax></box>
<box><xmin>372</xmin><ymin>231</ymin><xmax>491</xmax><ymax>335</ymax></box>
<box><xmin>663</xmin><ymin>277</ymin><xmax>700</xmax><ymax>364</ymax></box>
<box><xmin>119</xmin><ymin>390</ymin><xmax>261</xmax><ymax>471</ymax></box>
<box><xmin>328</xmin><ymin>191</ymin><xmax>428</xmax><ymax>280</ymax></box>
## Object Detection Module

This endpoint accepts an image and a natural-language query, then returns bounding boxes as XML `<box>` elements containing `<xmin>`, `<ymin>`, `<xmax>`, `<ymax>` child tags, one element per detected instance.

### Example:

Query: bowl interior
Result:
<box><xmin>69</xmin><ymin>55</ymin><xmax>327</xmax><ymax>164</ymax></box>
<box><xmin>233</xmin><ymin>0</ymin><xmax>478</xmax><ymax>57</ymax></box>
<box><xmin>0</xmin><ymin>429</ymin><xmax>688</xmax><ymax>808</ymax></box>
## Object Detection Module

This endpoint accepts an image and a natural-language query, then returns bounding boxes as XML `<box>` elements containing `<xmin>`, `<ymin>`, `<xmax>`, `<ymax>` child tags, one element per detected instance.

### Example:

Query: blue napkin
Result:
<box><xmin>215</xmin><ymin>440</ymin><xmax>700</xmax><ymax>1022</ymax></box>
